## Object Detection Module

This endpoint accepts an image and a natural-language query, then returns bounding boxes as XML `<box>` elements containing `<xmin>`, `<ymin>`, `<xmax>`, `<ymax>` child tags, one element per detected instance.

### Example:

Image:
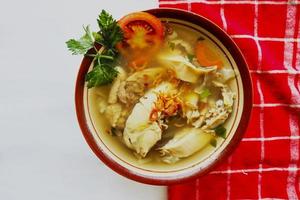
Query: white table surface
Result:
<box><xmin>0</xmin><ymin>0</ymin><xmax>167</xmax><ymax>199</ymax></box>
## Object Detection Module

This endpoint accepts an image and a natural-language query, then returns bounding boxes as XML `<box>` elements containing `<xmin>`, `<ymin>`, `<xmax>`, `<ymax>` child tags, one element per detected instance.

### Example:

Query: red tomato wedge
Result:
<box><xmin>195</xmin><ymin>40</ymin><xmax>223</xmax><ymax>68</ymax></box>
<box><xmin>117</xmin><ymin>12</ymin><xmax>164</xmax><ymax>69</ymax></box>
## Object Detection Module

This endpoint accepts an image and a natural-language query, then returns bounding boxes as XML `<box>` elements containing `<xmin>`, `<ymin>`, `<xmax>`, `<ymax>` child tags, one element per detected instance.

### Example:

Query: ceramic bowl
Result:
<box><xmin>75</xmin><ymin>8</ymin><xmax>252</xmax><ymax>185</ymax></box>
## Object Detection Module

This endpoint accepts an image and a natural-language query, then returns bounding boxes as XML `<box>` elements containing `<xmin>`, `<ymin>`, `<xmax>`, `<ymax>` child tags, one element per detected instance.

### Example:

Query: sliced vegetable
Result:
<box><xmin>195</xmin><ymin>40</ymin><xmax>223</xmax><ymax>68</ymax></box>
<box><xmin>187</xmin><ymin>53</ymin><xmax>195</xmax><ymax>63</ymax></box>
<box><xmin>199</xmin><ymin>88</ymin><xmax>211</xmax><ymax>100</ymax></box>
<box><xmin>214</xmin><ymin>125</ymin><xmax>226</xmax><ymax>138</ymax></box>
<box><xmin>118</xmin><ymin>12</ymin><xmax>164</xmax><ymax>49</ymax></box>
<box><xmin>117</xmin><ymin>12</ymin><xmax>164</xmax><ymax>69</ymax></box>
<box><xmin>167</xmin><ymin>39</ymin><xmax>194</xmax><ymax>54</ymax></box>
<box><xmin>210</xmin><ymin>138</ymin><xmax>217</xmax><ymax>147</ymax></box>
<box><xmin>168</xmin><ymin>41</ymin><xmax>176</xmax><ymax>50</ymax></box>
<box><xmin>159</xmin><ymin>127</ymin><xmax>213</xmax><ymax>163</ymax></box>
<box><xmin>111</xmin><ymin>127</ymin><xmax>117</xmax><ymax>136</ymax></box>
<box><xmin>219</xmin><ymin>68</ymin><xmax>235</xmax><ymax>82</ymax></box>
<box><xmin>158</xmin><ymin>53</ymin><xmax>217</xmax><ymax>83</ymax></box>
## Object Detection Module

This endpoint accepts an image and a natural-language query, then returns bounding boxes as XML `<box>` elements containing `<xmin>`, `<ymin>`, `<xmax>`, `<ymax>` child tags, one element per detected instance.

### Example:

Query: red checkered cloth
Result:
<box><xmin>159</xmin><ymin>0</ymin><xmax>300</xmax><ymax>199</ymax></box>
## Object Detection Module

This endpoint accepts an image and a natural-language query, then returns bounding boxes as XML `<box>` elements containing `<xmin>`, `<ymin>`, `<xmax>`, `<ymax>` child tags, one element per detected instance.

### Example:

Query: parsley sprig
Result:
<box><xmin>66</xmin><ymin>10</ymin><xmax>123</xmax><ymax>88</ymax></box>
<box><xmin>66</xmin><ymin>25</ymin><xmax>96</xmax><ymax>55</ymax></box>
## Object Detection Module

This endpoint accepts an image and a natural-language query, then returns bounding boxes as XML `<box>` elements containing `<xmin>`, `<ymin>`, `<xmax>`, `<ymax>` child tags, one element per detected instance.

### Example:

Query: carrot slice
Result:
<box><xmin>195</xmin><ymin>40</ymin><xmax>223</xmax><ymax>68</ymax></box>
<box><xmin>128</xmin><ymin>55</ymin><xmax>149</xmax><ymax>70</ymax></box>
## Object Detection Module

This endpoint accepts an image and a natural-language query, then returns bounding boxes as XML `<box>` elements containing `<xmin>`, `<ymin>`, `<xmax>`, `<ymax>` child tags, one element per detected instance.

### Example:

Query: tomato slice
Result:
<box><xmin>117</xmin><ymin>12</ymin><xmax>164</xmax><ymax>69</ymax></box>
<box><xmin>195</xmin><ymin>40</ymin><xmax>223</xmax><ymax>68</ymax></box>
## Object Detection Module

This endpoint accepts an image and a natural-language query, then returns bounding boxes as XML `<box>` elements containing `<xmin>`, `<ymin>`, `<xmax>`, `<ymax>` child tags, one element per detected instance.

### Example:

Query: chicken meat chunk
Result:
<box><xmin>123</xmin><ymin>82</ymin><xmax>175</xmax><ymax>157</ymax></box>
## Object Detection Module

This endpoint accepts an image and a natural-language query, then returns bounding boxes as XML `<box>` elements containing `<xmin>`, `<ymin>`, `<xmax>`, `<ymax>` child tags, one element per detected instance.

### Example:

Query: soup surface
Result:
<box><xmin>87</xmin><ymin>19</ymin><xmax>238</xmax><ymax>170</ymax></box>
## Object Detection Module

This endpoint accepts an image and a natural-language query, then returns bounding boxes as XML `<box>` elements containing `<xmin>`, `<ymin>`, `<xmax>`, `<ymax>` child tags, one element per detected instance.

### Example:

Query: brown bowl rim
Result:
<box><xmin>75</xmin><ymin>8</ymin><xmax>253</xmax><ymax>185</ymax></box>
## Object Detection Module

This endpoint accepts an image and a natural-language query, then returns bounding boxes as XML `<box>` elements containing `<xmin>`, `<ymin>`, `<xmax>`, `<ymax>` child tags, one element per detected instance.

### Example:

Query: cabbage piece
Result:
<box><xmin>159</xmin><ymin>127</ymin><xmax>213</xmax><ymax>163</ymax></box>
<box><xmin>182</xmin><ymin>92</ymin><xmax>201</xmax><ymax>124</ymax></box>
<box><xmin>194</xmin><ymin>74</ymin><xmax>211</xmax><ymax>94</ymax></box>
<box><xmin>158</xmin><ymin>53</ymin><xmax>217</xmax><ymax>83</ymax></box>
<box><xmin>218</xmin><ymin>68</ymin><xmax>235</xmax><ymax>82</ymax></box>
<box><xmin>169</xmin><ymin>39</ymin><xmax>194</xmax><ymax>54</ymax></box>
<box><xmin>126</xmin><ymin>67</ymin><xmax>166</xmax><ymax>82</ymax></box>
<box><xmin>166</xmin><ymin>30</ymin><xmax>178</xmax><ymax>40</ymax></box>
<box><xmin>184</xmin><ymin>92</ymin><xmax>199</xmax><ymax>109</ymax></box>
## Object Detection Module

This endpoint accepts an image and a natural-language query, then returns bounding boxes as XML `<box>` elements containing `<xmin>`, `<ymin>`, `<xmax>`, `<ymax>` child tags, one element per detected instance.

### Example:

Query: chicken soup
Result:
<box><xmin>84</xmin><ymin>12</ymin><xmax>237</xmax><ymax>167</ymax></box>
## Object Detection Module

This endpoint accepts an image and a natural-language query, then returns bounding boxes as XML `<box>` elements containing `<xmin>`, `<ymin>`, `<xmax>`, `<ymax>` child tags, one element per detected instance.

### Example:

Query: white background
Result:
<box><xmin>0</xmin><ymin>0</ymin><xmax>166</xmax><ymax>199</ymax></box>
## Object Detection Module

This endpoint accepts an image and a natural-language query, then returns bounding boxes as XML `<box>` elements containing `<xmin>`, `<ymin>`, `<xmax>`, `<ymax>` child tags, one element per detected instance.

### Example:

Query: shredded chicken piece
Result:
<box><xmin>202</xmin><ymin>100</ymin><xmax>229</xmax><ymax>129</ymax></box>
<box><xmin>192</xmin><ymin>105</ymin><xmax>208</xmax><ymax>128</ymax></box>
<box><xmin>202</xmin><ymin>84</ymin><xmax>235</xmax><ymax>129</ymax></box>
<box><xmin>118</xmin><ymin>80</ymin><xmax>145</xmax><ymax>106</ymax></box>
<box><xmin>105</xmin><ymin>104</ymin><xmax>122</xmax><ymax>128</ymax></box>
<box><xmin>97</xmin><ymin>97</ymin><xmax>108</xmax><ymax>114</ymax></box>
<box><xmin>222</xmin><ymin>87</ymin><xmax>235</xmax><ymax>111</ymax></box>
<box><xmin>108</xmin><ymin>67</ymin><xmax>127</xmax><ymax>104</ymax></box>
<box><xmin>117</xmin><ymin>68</ymin><xmax>167</xmax><ymax>106</ymax></box>
<box><xmin>105</xmin><ymin>103</ymin><xmax>130</xmax><ymax>129</ymax></box>
<box><xmin>123</xmin><ymin>82</ymin><xmax>176</xmax><ymax>157</ymax></box>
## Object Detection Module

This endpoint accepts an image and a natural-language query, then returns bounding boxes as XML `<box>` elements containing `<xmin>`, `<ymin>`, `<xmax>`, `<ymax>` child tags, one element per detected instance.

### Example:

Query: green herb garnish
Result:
<box><xmin>85</xmin><ymin>63</ymin><xmax>118</xmax><ymax>87</ymax></box>
<box><xmin>97</xmin><ymin>10</ymin><xmax>123</xmax><ymax>50</ymax></box>
<box><xmin>66</xmin><ymin>10</ymin><xmax>123</xmax><ymax>88</ymax></box>
<box><xmin>111</xmin><ymin>127</ymin><xmax>117</xmax><ymax>136</ymax></box>
<box><xmin>197</xmin><ymin>36</ymin><xmax>205</xmax><ymax>41</ymax></box>
<box><xmin>66</xmin><ymin>25</ymin><xmax>98</xmax><ymax>55</ymax></box>
<box><xmin>214</xmin><ymin>125</ymin><xmax>226</xmax><ymax>138</ymax></box>
<box><xmin>168</xmin><ymin>41</ymin><xmax>175</xmax><ymax>50</ymax></box>
<box><xmin>199</xmin><ymin>88</ymin><xmax>211</xmax><ymax>100</ymax></box>
<box><xmin>210</xmin><ymin>138</ymin><xmax>217</xmax><ymax>147</ymax></box>
<box><xmin>187</xmin><ymin>53</ymin><xmax>195</xmax><ymax>63</ymax></box>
